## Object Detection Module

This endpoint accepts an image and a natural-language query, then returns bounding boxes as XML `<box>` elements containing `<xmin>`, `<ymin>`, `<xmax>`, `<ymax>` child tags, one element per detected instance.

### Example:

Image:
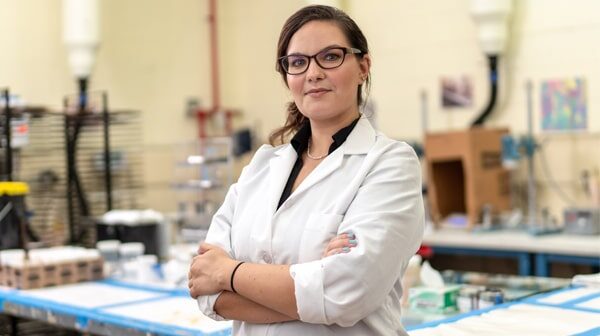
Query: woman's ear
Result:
<box><xmin>359</xmin><ymin>54</ymin><xmax>371</xmax><ymax>82</ymax></box>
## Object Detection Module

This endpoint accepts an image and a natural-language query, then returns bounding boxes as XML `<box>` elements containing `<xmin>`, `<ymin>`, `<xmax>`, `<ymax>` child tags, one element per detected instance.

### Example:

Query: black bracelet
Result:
<box><xmin>230</xmin><ymin>261</ymin><xmax>245</xmax><ymax>294</ymax></box>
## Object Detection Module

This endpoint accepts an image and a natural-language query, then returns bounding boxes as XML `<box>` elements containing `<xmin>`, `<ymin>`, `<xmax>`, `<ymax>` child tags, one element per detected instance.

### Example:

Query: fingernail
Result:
<box><xmin>342</xmin><ymin>247</ymin><xmax>350</xmax><ymax>252</ymax></box>
<box><xmin>347</xmin><ymin>233</ymin><xmax>356</xmax><ymax>239</ymax></box>
<box><xmin>349</xmin><ymin>239</ymin><xmax>357</xmax><ymax>245</ymax></box>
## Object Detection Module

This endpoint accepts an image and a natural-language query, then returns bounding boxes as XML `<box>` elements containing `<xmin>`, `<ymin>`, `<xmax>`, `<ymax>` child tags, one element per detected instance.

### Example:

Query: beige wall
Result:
<box><xmin>1</xmin><ymin>0</ymin><xmax>598</xmax><ymax>221</ymax></box>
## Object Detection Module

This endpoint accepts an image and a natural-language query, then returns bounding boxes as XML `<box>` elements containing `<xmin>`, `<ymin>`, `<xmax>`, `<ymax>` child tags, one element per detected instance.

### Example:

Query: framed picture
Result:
<box><xmin>440</xmin><ymin>75</ymin><xmax>473</xmax><ymax>108</ymax></box>
<box><xmin>541</xmin><ymin>78</ymin><xmax>587</xmax><ymax>131</ymax></box>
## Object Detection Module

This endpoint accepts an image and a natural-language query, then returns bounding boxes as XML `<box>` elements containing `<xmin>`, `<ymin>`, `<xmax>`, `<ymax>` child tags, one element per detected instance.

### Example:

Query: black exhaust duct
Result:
<box><xmin>471</xmin><ymin>55</ymin><xmax>499</xmax><ymax>127</ymax></box>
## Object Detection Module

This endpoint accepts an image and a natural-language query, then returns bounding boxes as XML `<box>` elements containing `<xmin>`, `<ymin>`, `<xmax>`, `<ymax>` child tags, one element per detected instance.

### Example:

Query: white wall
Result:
<box><xmin>95</xmin><ymin>0</ymin><xmax>213</xmax><ymax>209</ymax></box>
<box><xmin>0</xmin><ymin>0</ymin><xmax>71</xmax><ymax>107</ymax></box>
<box><xmin>1</xmin><ymin>0</ymin><xmax>598</xmax><ymax>220</ymax></box>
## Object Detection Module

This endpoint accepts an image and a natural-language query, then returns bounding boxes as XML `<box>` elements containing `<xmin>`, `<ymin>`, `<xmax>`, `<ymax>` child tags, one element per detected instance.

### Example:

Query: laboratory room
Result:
<box><xmin>1</xmin><ymin>0</ymin><xmax>599</xmax><ymax>335</ymax></box>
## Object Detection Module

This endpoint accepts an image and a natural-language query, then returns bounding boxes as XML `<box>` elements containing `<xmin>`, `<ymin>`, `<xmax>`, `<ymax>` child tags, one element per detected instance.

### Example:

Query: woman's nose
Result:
<box><xmin>306</xmin><ymin>60</ymin><xmax>325</xmax><ymax>82</ymax></box>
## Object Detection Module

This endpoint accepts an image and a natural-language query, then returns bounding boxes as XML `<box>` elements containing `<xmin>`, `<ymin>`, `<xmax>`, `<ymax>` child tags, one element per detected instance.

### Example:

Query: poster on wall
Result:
<box><xmin>440</xmin><ymin>75</ymin><xmax>473</xmax><ymax>108</ymax></box>
<box><xmin>541</xmin><ymin>78</ymin><xmax>587</xmax><ymax>131</ymax></box>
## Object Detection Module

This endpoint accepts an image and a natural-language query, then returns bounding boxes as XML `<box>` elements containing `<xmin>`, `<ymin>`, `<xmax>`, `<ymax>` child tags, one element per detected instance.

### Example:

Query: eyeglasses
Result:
<box><xmin>279</xmin><ymin>47</ymin><xmax>363</xmax><ymax>75</ymax></box>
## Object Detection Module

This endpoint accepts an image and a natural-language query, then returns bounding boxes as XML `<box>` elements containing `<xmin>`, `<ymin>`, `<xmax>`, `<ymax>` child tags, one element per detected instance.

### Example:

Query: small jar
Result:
<box><xmin>97</xmin><ymin>240</ymin><xmax>121</xmax><ymax>263</ymax></box>
<box><xmin>457</xmin><ymin>286</ymin><xmax>481</xmax><ymax>312</ymax></box>
<box><xmin>118</xmin><ymin>242</ymin><xmax>145</xmax><ymax>280</ymax></box>
<box><xmin>478</xmin><ymin>288</ymin><xmax>504</xmax><ymax>309</ymax></box>
<box><xmin>96</xmin><ymin>240</ymin><xmax>121</xmax><ymax>277</ymax></box>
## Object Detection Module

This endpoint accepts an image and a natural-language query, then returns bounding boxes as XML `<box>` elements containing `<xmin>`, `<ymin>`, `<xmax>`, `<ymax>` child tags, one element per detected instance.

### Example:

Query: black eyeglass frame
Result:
<box><xmin>278</xmin><ymin>47</ymin><xmax>363</xmax><ymax>75</ymax></box>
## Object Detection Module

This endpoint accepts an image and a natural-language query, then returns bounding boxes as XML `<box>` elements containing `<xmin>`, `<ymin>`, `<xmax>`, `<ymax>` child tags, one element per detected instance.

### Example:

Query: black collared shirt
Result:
<box><xmin>277</xmin><ymin>117</ymin><xmax>360</xmax><ymax>209</ymax></box>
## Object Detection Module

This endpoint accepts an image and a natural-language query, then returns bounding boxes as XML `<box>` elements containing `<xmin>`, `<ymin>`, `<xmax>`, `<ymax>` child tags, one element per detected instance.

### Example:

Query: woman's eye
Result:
<box><xmin>322</xmin><ymin>52</ymin><xmax>341</xmax><ymax>62</ymax></box>
<box><xmin>289</xmin><ymin>57</ymin><xmax>307</xmax><ymax>68</ymax></box>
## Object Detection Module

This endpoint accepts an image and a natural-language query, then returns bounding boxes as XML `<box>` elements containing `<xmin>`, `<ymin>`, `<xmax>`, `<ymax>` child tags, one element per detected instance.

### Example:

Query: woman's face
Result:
<box><xmin>285</xmin><ymin>20</ymin><xmax>370</xmax><ymax>124</ymax></box>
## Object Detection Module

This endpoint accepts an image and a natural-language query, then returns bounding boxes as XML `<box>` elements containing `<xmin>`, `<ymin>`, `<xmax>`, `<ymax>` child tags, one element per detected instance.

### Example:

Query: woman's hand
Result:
<box><xmin>322</xmin><ymin>232</ymin><xmax>357</xmax><ymax>258</ymax></box>
<box><xmin>188</xmin><ymin>243</ymin><xmax>238</xmax><ymax>298</ymax></box>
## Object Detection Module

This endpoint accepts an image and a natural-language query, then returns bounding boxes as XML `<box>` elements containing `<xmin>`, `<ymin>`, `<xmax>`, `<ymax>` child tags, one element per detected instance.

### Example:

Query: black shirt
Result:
<box><xmin>277</xmin><ymin>117</ymin><xmax>360</xmax><ymax>210</ymax></box>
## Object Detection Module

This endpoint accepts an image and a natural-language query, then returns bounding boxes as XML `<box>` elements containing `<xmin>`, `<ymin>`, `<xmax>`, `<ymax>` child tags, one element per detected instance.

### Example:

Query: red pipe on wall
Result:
<box><xmin>197</xmin><ymin>0</ymin><xmax>220</xmax><ymax>139</ymax></box>
<box><xmin>197</xmin><ymin>0</ymin><xmax>236</xmax><ymax>139</ymax></box>
<box><xmin>208</xmin><ymin>0</ymin><xmax>220</xmax><ymax>111</ymax></box>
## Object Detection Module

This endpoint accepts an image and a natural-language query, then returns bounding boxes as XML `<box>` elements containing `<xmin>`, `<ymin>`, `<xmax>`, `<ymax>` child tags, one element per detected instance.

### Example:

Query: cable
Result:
<box><xmin>537</xmin><ymin>143</ymin><xmax>577</xmax><ymax>206</ymax></box>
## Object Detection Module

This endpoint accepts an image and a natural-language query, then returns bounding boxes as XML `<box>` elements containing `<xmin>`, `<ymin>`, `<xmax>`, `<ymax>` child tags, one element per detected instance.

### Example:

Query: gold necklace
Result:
<box><xmin>306</xmin><ymin>139</ymin><xmax>327</xmax><ymax>160</ymax></box>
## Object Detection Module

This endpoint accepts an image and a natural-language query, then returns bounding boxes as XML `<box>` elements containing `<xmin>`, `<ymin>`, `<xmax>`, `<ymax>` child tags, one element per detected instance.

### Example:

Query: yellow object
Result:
<box><xmin>0</xmin><ymin>182</ymin><xmax>29</xmax><ymax>195</ymax></box>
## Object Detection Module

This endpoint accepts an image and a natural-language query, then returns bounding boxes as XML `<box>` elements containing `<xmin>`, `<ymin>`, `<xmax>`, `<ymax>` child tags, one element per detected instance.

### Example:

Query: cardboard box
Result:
<box><xmin>0</xmin><ymin>257</ymin><xmax>104</xmax><ymax>289</ymax></box>
<box><xmin>4</xmin><ymin>263</ymin><xmax>45</xmax><ymax>290</ymax></box>
<box><xmin>425</xmin><ymin>128</ymin><xmax>511</xmax><ymax>228</ymax></box>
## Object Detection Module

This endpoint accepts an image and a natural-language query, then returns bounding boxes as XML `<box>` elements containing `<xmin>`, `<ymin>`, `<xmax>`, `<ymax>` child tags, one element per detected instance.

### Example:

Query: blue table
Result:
<box><xmin>0</xmin><ymin>280</ymin><xmax>231</xmax><ymax>336</ymax></box>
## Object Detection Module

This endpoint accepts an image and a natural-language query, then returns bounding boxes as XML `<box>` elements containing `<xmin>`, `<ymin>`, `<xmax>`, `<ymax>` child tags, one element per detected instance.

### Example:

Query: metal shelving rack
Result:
<box><xmin>173</xmin><ymin>137</ymin><xmax>233</xmax><ymax>242</ymax></box>
<box><xmin>0</xmin><ymin>87</ymin><xmax>35</xmax><ymax>250</ymax></box>
<box><xmin>0</xmin><ymin>90</ymin><xmax>145</xmax><ymax>247</ymax></box>
<box><xmin>61</xmin><ymin>92</ymin><xmax>145</xmax><ymax>246</ymax></box>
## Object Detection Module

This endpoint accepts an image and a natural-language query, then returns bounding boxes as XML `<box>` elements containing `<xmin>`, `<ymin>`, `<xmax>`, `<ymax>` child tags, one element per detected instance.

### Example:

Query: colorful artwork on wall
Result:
<box><xmin>541</xmin><ymin>78</ymin><xmax>587</xmax><ymax>131</ymax></box>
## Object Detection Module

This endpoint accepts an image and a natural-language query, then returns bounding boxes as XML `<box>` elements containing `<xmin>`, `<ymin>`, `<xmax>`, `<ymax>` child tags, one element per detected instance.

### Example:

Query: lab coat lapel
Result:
<box><xmin>268</xmin><ymin>145</ymin><xmax>297</xmax><ymax>215</ymax></box>
<box><xmin>290</xmin><ymin>117</ymin><xmax>376</xmax><ymax>200</ymax></box>
<box><xmin>343</xmin><ymin>117</ymin><xmax>377</xmax><ymax>155</ymax></box>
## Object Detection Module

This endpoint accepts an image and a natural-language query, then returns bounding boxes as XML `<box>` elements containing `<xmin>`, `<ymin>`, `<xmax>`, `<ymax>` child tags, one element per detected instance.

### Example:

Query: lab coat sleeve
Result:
<box><xmin>290</xmin><ymin>141</ymin><xmax>425</xmax><ymax>326</ymax></box>
<box><xmin>196</xmin><ymin>175</ymin><xmax>240</xmax><ymax>321</ymax></box>
<box><xmin>196</xmin><ymin>145</ymin><xmax>273</xmax><ymax>320</ymax></box>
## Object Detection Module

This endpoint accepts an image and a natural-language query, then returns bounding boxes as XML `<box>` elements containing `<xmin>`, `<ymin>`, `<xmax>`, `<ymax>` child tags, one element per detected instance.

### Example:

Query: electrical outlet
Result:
<box><xmin>186</xmin><ymin>97</ymin><xmax>200</xmax><ymax>117</ymax></box>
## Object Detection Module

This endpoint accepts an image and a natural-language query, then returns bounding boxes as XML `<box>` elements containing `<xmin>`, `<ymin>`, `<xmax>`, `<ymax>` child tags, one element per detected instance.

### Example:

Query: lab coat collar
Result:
<box><xmin>341</xmin><ymin>116</ymin><xmax>377</xmax><ymax>155</ymax></box>
<box><xmin>273</xmin><ymin>116</ymin><xmax>376</xmax><ymax>157</ymax></box>
<box><xmin>274</xmin><ymin>144</ymin><xmax>291</xmax><ymax>156</ymax></box>
<box><xmin>269</xmin><ymin>116</ymin><xmax>377</xmax><ymax>215</ymax></box>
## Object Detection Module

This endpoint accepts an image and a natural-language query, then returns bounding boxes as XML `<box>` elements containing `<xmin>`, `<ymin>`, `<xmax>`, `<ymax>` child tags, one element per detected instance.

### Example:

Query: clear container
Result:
<box><xmin>96</xmin><ymin>240</ymin><xmax>121</xmax><ymax>263</ymax></box>
<box><xmin>119</xmin><ymin>242</ymin><xmax>145</xmax><ymax>260</ymax></box>
<box><xmin>118</xmin><ymin>242</ymin><xmax>145</xmax><ymax>280</ymax></box>
<box><xmin>97</xmin><ymin>240</ymin><xmax>121</xmax><ymax>277</ymax></box>
<box><xmin>457</xmin><ymin>286</ymin><xmax>482</xmax><ymax>312</ymax></box>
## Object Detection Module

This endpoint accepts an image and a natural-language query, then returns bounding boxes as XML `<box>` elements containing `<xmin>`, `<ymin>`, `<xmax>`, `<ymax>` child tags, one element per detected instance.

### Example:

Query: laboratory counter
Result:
<box><xmin>422</xmin><ymin>228</ymin><xmax>600</xmax><ymax>276</ymax></box>
<box><xmin>1</xmin><ymin>276</ymin><xmax>599</xmax><ymax>335</ymax></box>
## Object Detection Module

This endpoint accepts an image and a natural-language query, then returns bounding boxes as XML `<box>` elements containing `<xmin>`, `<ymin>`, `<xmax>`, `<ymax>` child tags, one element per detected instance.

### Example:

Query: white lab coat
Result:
<box><xmin>197</xmin><ymin>117</ymin><xmax>424</xmax><ymax>335</ymax></box>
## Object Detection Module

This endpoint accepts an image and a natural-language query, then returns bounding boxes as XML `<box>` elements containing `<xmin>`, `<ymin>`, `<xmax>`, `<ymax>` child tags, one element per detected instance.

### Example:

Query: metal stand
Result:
<box><xmin>525</xmin><ymin>80</ymin><xmax>537</xmax><ymax>229</ymax></box>
<box><xmin>102</xmin><ymin>93</ymin><xmax>113</xmax><ymax>211</ymax></box>
<box><xmin>3</xmin><ymin>89</ymin><xmax>13</xmax><ymax>181</ymax></box>
<box><xmin>1</xmin><ymin>88</ymin><xmax>30</xmax><ymax>255</ymax></box>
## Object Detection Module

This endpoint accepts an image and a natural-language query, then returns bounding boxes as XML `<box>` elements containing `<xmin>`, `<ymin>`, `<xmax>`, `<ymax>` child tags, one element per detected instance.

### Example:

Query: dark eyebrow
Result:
<box><xmin>286</xmin><ymin>44</ymin><xmax>345</xmax><ymax>56</ymax></box>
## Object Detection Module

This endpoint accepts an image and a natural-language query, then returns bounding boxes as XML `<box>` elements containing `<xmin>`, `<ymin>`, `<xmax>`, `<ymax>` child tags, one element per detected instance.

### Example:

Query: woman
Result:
<box><xmin>189</xmin><ymin>5</ymin><xmax>424</xmax><ymax>335</ymax></box>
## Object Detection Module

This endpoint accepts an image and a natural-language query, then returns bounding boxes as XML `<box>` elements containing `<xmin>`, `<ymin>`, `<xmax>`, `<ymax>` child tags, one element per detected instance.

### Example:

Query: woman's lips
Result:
<box><xmin>305</xmin><ymin>89</ymin><xmax>331</xmax><ymax>97</ymax></box>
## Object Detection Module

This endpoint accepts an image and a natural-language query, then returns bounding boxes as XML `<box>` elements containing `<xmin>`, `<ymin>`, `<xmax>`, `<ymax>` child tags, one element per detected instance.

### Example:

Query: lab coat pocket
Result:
<box><xmin>298</xmin><ymin>213</ymin><xmax>343</xmax><ymax>263</ymax></box>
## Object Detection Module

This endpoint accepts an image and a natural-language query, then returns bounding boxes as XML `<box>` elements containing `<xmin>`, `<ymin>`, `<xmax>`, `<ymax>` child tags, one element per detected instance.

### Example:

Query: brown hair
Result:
<box><xmin>268</xmin><ymin>5</ymin><xmax>371</xmax><ymax>146</ymax></box>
